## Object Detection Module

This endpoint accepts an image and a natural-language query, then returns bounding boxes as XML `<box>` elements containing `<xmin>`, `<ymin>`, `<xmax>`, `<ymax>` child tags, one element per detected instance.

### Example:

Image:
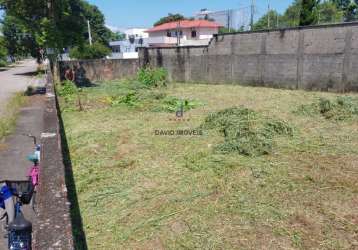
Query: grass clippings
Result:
<box><xmin>59</xmin><ymin>81</ymin><xmax>358</xmax><ymax>250</ymax></box>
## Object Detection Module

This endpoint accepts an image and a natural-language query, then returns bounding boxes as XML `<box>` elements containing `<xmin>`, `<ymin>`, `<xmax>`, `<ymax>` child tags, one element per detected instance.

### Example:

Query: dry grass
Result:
<box><xmin>59</xmin><ymin>81</ymin><xmax>358</xmax><ymax>250</ymax></box>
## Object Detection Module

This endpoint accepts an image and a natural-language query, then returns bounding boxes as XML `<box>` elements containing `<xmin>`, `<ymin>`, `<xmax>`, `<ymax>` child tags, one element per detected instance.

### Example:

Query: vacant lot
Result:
<box><xmin>58</xmin><ymin>80</ymin><xmax>358</xmax><ymax>250</ymax></box>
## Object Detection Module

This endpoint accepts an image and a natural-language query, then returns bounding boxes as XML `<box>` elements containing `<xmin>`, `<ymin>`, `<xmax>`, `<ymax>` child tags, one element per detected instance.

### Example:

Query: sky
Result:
<box><xmin>87</xmin><ymin>0</ymin><xmax>294</xmax><ymax>30</ymax></box>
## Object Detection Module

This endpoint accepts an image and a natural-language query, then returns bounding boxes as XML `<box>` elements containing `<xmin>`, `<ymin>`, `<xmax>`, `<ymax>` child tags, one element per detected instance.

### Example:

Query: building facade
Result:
<box><xmin>145</xmin><ymin>20</ymin><xmax>221</xmax><ymax>47</ymax></box>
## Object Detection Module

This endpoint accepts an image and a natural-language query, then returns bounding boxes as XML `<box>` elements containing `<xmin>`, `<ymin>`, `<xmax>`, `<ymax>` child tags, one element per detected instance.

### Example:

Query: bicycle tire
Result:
<box><xmin>31</xmin><ymin>191</ymin><xmax>36</xmax><ymax>212</ymax></box>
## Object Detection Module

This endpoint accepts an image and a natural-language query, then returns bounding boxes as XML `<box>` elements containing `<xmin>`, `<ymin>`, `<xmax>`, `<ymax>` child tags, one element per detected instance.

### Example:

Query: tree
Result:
<box><xmin>299</xmin><ymin>0</ymin><xmax>320</xmax><ymax>26</ymax></box>
<box><xmin>109</xmin><ymin>32</ymin><xmax>125</xmax><ymax>41</ymax></box>
<box><xmin>154</xmin><ymin>13</ymin><xmax>186</xmax><ymax>26</ymax></box>
<box><xmin>317</xmin><ymin>1</ymin><xmax>343</xmax><ymax>24</ymax></box>
<box><xmin>1</xmin><ymin>15</ymin><xmax>32</xmax><ymax>59</ymax></box>
<box><xmin>81</xmin><ymin>1</ymin><xmax>112</xmax><ymax>45</ymax></box>
<box><xmin>69</xmin><ymin>41</ymin><xmax>111</xmax><ymax>59</ymax></box>
<box><xmin>332</xmin><ymin>0</ymin><xmax>351</xmax><ymax>10</ymax></box>
<box><xmin>0</xmin><ymin>0</ymin><xmax>86</xmax><ymax>60</ymax></box>
<box><xmin>218</xmin><ymin>27</ymin><xmax>238</xmax><ymax>34</ymax></box>
<box><xmin>0</xmin><ymin>36</ymin><xmax>9</xmax><ymax>66</ymax></box>
<box><xmin>0</xmin><ymin>0</ymin><xmax>113</xmax><ymax>66</ymax></box>
<box><xmin>253</xmin><ymin>10</ymin><xmax>281</xmax><ymax>30</ymax></box>
<box><xmin>344</xmin><ymin>2</ymin><xmax>358</xmax><ymax>21</ymax></box>
<box><xmin>280</xmin><ymin>0</ymin><xmax>302</xmax><ymax>28</ymax></box>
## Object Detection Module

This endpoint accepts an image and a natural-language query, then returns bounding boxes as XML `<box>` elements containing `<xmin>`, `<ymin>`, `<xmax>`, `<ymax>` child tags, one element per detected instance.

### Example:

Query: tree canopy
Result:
<box><xmin>0</xmin><ymin>0</ymin><xmax>114</xmax><ymax>60</ymax></box>
<box><xmin>253</xmin><ymin>10</ymin><xmax>281</xmax><ymax>30</ymax></box>
<box><xmin>299</xmin><ymin>0</ymin><xmax>320</xmax><ymax>26</ymax></box>
<box><xmin>154</xmin><ymin>13</ymin><xmax>187</xmax><ymax>26</ymax></box>
<box><xmin>253</xmin><ymin>0</ymin><xmax>358</xmax><ymax>30</ymax></box>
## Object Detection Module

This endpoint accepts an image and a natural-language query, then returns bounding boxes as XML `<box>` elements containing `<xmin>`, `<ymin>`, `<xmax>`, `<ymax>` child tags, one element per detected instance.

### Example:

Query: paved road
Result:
<box><xmin>0</xmin><ymin>60</ymin><xmax>38</xmax><ymax>116</ymax></box>
<box><xmin>0</xmin><ymin>60</ymin><xmax>45</xmax><ymax>249</ymax></box>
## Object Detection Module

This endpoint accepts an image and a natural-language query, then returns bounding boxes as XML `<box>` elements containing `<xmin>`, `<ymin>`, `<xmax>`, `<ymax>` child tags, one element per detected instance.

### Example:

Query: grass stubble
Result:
<box><xmin>58</xmin><ymin>80</ymin><xmax>358</xmax><ymax>249</ymax></box>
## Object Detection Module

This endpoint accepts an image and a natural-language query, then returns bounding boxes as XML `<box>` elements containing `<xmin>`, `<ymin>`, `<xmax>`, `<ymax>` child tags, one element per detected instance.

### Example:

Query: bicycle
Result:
<box><xmin>0</xmin><ymin>180</ymin><xmax>34</xmax><ymax>250</ymax></box>
<box><xmin>23</xmin><ymin>134</ymin><xmax>41</xmax><ymax>211</ymax></box>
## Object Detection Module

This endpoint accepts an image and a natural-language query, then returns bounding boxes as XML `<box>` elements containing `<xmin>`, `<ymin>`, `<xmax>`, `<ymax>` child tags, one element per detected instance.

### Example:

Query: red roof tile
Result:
<box><xmin>146</xmin><ymin>20</ymin><xmax>222</xmax><ymax>33</ymax></box>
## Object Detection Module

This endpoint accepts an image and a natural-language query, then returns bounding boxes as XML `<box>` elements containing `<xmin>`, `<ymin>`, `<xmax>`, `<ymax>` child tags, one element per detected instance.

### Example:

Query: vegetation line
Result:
<box><xmin>0</xmin><ymin>93</ymin><xmax>26</xmax><ymax>140</ymax></box>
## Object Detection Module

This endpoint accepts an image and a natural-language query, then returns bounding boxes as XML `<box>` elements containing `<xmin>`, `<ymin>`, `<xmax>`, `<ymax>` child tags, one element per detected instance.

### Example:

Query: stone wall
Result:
<box><xmin>59</xmin><ymin>59</ymin><xmax>139</xmax><ymax>85</ymax></box>
<box><xmin>139</xmin><ymin>22</ymin><xmax>358</xmax><ymax>92</ymax></box>
<box><xmin>33</xmin><ymin>76</ymin><xmax>75</xmax><ymax>249</ymax></box>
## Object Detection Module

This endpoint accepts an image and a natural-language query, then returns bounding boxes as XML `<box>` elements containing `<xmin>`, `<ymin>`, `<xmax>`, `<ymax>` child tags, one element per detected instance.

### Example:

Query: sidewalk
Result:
<box><xmin>0</xmin><ymin>81</ymin><xmax>46</xmax><ymax>249</ymax></box>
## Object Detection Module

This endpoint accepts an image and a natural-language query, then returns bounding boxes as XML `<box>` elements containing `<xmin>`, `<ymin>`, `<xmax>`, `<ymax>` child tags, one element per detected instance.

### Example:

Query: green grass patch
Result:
<box><xmin>0</xmin><ymin>93</ymin><xmax>27</xmax><ymax>139</ymax></box>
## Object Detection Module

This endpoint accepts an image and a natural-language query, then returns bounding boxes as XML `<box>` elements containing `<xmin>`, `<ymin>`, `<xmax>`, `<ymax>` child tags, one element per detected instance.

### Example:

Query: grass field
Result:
<box><xmin>58</xmin><ymin>80</ymin><xmax>358</xmax><ymax>250</ymax></box>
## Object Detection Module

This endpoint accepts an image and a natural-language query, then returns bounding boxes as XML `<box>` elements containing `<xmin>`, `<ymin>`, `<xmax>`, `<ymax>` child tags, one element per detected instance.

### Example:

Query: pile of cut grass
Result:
<box><xmin>201</xmin><ymin>107</ymin><xmax>293</xmax><ymax>156</ymax></box>
<box><xmin>295</xmin><ymin>96</ymin><xmax>358</xmax><ymax>120</ymax></box>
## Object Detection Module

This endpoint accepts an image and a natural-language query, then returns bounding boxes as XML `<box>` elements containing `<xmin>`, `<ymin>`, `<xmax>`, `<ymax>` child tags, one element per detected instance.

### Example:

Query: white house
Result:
<box><xmin>109</xmin><ymin>28</ymin><xmax>149</xmax><ymax>59</ymax></box>
<box><xmin>145</xmin><ymin>20</ymin><xmax>222</xmax><ymax>47</ymax></box>
<box><xmin>124</xmin><ymin>28</ymin><xmax>149</xmax><ymax>40</ymax></box>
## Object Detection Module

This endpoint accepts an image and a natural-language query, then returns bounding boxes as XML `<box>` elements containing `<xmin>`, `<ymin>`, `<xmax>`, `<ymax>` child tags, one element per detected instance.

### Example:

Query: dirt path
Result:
<box><xmin>0</xmin><ymin>60</ymin><xmax>46</xmax><ymax>249</ymax></box>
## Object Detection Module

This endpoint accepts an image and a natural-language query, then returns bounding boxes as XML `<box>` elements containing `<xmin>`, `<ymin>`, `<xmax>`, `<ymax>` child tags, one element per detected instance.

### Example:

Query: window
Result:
<box><xmin>191</xmin><ymin>30</ymin><xmax>197</xmax><ymax>38</ymax></box>
<box><xmin>167</xmin><ymin>31</ymin><xmax>171</xmax><ymax>37</ymax></box>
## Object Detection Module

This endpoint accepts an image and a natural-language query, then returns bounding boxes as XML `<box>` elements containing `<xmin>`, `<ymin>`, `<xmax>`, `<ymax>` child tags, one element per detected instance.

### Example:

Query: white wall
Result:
<box><xmin>148</xmin><ymin>27</ymin><xmax>218</xmax><ymax>46</ymax></box>
<box><xmin>125</xmin><ymin>28</ymin><xmax>149</xmax><ymax>39</ymax></box>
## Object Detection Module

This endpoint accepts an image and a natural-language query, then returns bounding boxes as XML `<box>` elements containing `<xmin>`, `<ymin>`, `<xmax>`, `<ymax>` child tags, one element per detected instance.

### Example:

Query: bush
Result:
<box><xmin>69</xmin><ymin>42</ymin><xmax>111</xmax><ymax>60</ymax></box>
<box><xmin>201</xmin><ymin>107</ymin><xmax>293</xmax><ymax>156</ymax></box>
<box><xmin>137</xmin><ymin>67</ymin><xmax>168</xmax><ymax>87</ymax></box>
<box><xmin>57</xmin><ymin>80</ymin><xmax>78</xmax><ymax>105</ymax></box>
<box><xmin>58</xmin><ymin>80</ymin><xmax>78</xmax><ymax>96</ymax></box>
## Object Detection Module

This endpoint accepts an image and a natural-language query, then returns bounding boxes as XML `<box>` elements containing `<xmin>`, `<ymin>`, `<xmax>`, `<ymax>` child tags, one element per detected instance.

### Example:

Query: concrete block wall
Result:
<box><xmin>59</xmin><ymin>59</ymin><xmax>139</xmax><ymax>85</ymax></box>
<box><xmin>139</xmin><ymin>22</ymin><xmax>358</xmax><ymax>92</ymax></box>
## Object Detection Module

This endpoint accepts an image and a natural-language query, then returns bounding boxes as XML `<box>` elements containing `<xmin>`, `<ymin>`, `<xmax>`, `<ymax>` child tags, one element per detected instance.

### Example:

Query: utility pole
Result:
<box><xmin>250</xmin><ymin>0</ymin><xmax>255</xmax><ymax>31</ymax></box>
<box><xmin>267</xmin><ymin>0</ymin><xmax>270</xmax><ymax>29</ymax></box>
<box><xmin>87</xmin><ymin>20</ymin><xmax>93</xmax><ymax>46</ymax></box>
<box><xmin>47</xmin><ymin>0</ymin><xmax>59</xmax><ymax>82</ymax></box>
<box><xmin>176</xmin><ymin>21</ymin><xmax>181</xmax><ymax>46</ymax></box>
<box><xmin>227</xmin><ymin>9</ymin><xmax>231</xmax><ymax>32</ymax></box>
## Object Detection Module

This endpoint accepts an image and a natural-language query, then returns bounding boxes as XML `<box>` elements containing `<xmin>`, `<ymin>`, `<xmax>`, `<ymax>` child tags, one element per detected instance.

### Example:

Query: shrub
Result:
<box><xmin>137</xmin><ymin>67</ymin><xmax>168</xmax><ymax>87</ymax></box>
<box><xmin>69</xmin><ymin>42</ymin><xmax>111</xmax><ymax>60</ymax></box>
<box><xmin>57</xmin><ymin>80</ymin><xmax>78</xmax><ymax>105</ymax></box>
<box><xmin>201</xmin><ymin>107</ymin><xmax>293</xmax><ymax>156</ymax></box>
<box><xmin>58</xmin><ymin>80</ymin><xmax>78</xmax><ymax>97</ymax></box>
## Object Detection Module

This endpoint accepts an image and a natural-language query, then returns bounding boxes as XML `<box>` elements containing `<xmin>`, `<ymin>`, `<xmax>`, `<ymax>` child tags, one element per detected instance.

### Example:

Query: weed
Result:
<box><xmin>137</xmin><ymin>67</ymin><xmax>168</xmax><ymax>87</ymax></box>
<box><xmin>201</xmin><ymin>107</ymin><xmax>293</xmax><ymax>156</ymax></box>
<box><xmin>57</xmin><ymin>80</ymin><xmax>78</xmax><ymax>97</ymax></box>
<box><xmin>155</xmin><ymin>96</ymin><xmax>202</xmax><ymax>113</ymax></box>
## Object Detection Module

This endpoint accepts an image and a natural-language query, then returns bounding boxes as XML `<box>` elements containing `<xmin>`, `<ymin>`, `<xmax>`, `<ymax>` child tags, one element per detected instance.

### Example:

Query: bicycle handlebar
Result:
<box><xmin>21</xmin><ymin>133</ymin><xmax>37</xmax><ymax>145</ymax></box>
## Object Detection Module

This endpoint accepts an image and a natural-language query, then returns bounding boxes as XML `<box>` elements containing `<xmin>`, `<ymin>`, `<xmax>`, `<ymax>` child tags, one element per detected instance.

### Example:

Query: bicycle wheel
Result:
<box><xmin>31</xmin><ymin>191</ymin><xmax>36</xmax><ymax>212</ymax></box>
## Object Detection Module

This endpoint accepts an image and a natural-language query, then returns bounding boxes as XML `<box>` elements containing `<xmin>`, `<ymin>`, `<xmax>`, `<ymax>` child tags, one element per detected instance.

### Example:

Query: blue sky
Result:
<box><xmin>88</xmin><ymin>0</ymin><xmax>294</xmax><ymax>29</ymax></box>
